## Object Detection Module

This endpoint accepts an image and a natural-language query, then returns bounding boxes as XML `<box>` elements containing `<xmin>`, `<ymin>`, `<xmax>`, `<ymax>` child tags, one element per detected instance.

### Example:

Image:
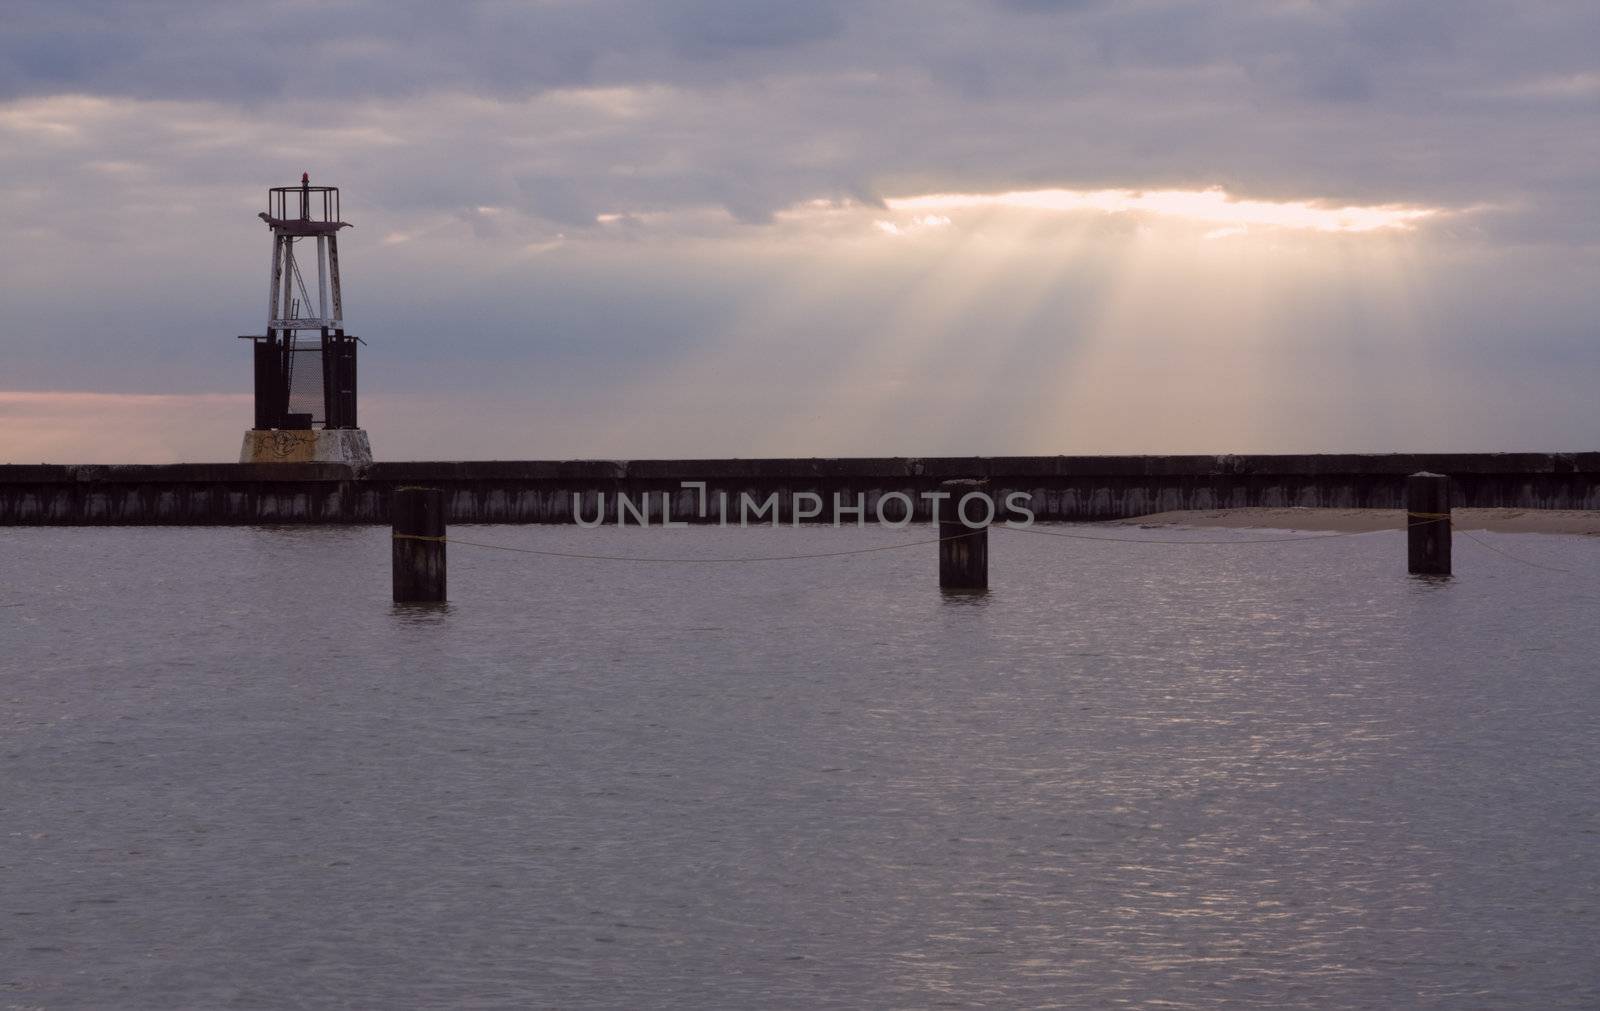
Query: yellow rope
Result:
<box><xmin>995</xmin><ymin>524</ymin><xmax>1364</xmax><ymax>546</ymax></box>
<box><xmin>1454</xmin><ymin>528</ymin><xmax>1573</xmax><ymax>573</ymax></box>
<box><xmin>397</xmin><ymin>521</ymin><xmax>1426</xmax><ymax>560</ymax></box>
<box><xmin>396</xmin><ymin>528</ymin><xmax>980</xmax><ymax>563</ymax></box>
<box><xmin>993</xmin><ymin>516</ymin><xmax>1443</xmax><ymax>546</ymax></box>
<box><xmin>398</xmin><ymin>517</ymin><xmax>1577</xmax><ymax>575</ymax></box>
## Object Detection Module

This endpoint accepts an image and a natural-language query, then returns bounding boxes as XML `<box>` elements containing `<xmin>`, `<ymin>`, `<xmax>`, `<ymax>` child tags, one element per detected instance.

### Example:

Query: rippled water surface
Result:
<box><xmin>3</xmin><ymin>524</ymin><xmax>1599</xmax><ymax>1009</ymax></box>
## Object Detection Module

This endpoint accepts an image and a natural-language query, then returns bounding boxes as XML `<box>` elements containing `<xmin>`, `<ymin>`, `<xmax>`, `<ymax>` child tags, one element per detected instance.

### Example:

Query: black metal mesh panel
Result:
<box><xmin>285</xmin><ymin>344</ymin><xmax>325</xmax><ymax>426</ymax></box>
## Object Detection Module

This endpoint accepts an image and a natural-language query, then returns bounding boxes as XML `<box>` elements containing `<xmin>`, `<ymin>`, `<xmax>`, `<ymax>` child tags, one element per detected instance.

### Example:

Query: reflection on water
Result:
<box><xmin>938</xmin><ymin>587</ymin><xmax>992</xmax><ymax>604</ymax></box>
<box><xmin>391</xmin><ymin>601</ymin><xmax>456</xmax><ymax>624</ymax></box>
<box><xmin>3</xmin><ymin>523</ymin><xmax>1599</xmax><ymax>1008</ymax></box>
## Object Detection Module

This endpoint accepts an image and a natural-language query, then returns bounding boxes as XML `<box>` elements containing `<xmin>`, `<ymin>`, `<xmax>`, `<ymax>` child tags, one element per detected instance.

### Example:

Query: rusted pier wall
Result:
<box><xmin>2</xmin><ymin>454</ymin><xmax>1599</xmax><ymax>526</ymax></box>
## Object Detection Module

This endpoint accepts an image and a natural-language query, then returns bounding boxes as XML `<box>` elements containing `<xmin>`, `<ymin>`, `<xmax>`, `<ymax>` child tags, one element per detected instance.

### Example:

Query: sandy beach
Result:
<box><xmin>1114</xmin><ymin>507</ymin><xmax>1600</xmax><ymax>535</ymax></box>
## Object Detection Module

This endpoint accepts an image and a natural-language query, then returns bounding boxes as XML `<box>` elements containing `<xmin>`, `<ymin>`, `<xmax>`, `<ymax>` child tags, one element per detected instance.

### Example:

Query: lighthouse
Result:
<box><xmin>237</xmin><ymin>174</ymin><xmax>373</xmax><ymax>464</ymax></box>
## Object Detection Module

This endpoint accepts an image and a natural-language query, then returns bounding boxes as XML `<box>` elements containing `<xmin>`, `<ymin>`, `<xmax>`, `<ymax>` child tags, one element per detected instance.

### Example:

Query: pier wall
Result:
<box><xmin>3</xmin><ymin>454</ymin><xmax>1599</xmax><ymax>526</ymax></box>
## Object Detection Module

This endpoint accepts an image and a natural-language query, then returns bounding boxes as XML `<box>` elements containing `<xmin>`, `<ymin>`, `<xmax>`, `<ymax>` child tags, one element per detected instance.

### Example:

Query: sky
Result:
<box><xmin>1</xmin><ymin>0</ymin><xmax>1597</xmax><ymax>463</ymax></box>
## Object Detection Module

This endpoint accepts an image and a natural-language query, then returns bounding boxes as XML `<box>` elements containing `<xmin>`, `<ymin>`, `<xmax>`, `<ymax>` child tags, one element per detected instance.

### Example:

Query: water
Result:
<box><xmin>3</xmin><ymin>523</ymin><xmax>1599</xmax><ymax>1009</ymax></box>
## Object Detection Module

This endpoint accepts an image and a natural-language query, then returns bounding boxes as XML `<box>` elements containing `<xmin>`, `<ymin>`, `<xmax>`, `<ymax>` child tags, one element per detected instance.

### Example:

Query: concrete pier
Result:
<box><xmin>239</xmin><ymin>429</ymin><xmax>372</xmax><ymax>465</ymax></box>
<box><xmin>3</xmin><ymin>453</ymin><xmax>1599</xmax><ymax>526</ymax></box>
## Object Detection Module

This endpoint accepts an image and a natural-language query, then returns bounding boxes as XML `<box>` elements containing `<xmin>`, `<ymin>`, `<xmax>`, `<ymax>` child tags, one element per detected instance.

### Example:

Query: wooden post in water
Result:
<box><xmin>393</xmin><ymin>486</ymin><xmax>446</xmax><ymax>602</ymax></box>
<box><xmin>1406</xmin><ymin>472</ymin><xmax>1451</xmax><ymax>575</ymax></box>
<box><xmin>939</xmin><ymin>478</ymin><xmax>989</xmax><ymax>590</ymax></box>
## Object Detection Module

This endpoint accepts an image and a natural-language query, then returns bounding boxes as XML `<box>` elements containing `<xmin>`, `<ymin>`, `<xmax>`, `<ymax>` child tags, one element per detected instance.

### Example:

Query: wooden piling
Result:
<box><xmin>1406</xmin><ymin>472</ymin><xmax>1451</xmax><ymax>575</ymax></box>
<box><xmin>393</xmin><ymin>486</ymin><xmax>446</xmax><ymax>602</ymax></box>
<box><xmin>939</xmin><ymin>478</ymin><xmax>989</xmax><ymax>590</ymax></box>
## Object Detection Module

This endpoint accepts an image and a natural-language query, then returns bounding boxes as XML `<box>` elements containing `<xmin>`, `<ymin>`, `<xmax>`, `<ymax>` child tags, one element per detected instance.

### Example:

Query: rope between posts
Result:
<box><xmin>1395</xmin><ymin>509</ymin><xmax>1573</xmax><ymax>573</ymax></box>
<box><xmin>1453</xmin><ymin>526</ymin><xmax>1573</xmax><ymax>573</ymax></box>
<box><xmin>395</xmin><ymin>515</ymin><xmax>1579</xmax><ymax>574</ymax></box>
<box><xmin>989</xmin><ymin>523</ymin><xmax>1415</xmax><ymax>546</ymax></box>
<box><xmin>394</xmin><ymin>529</ymin><xmax>977</xmax><ymax>563</ymax></box>
<box><xmin>1399</xmin><ymin>512</ymin><xmax>1575</xmax><ymax>573</ymax></box>
<box><xmin>1003</xmin><ymin>517</ymin><xmax>1575</xmax><ymax>573</ymax></box>
<box><xmin>392</xmin><ymin>519</ymin><xmax>1432</xmax><ymax>562</ymax></box>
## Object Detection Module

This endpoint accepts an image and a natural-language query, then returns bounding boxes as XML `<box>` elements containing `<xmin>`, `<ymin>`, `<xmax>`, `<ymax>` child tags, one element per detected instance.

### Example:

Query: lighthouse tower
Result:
<box><xmin>238</xmin><ymin>174</ymin><xmax>373</xmax><ymax>464</ymax></box>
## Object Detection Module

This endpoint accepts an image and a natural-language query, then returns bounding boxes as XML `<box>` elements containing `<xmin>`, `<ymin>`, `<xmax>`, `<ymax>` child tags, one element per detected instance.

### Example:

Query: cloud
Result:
<box><xmin>885</xmin><ymin>187</ymin><xmax>1440</xmax><ymax>233</ymax></box>
<box><xmin>2</xmin><ymin>1</ymin><xmax>1595</xmax><ymax>230</ymax></box>
<box><xmin>656</xmin><ymin>0</ymin><xmax>847</xmax><ymax>56</ymax></box>
<box><xmin>0</xmin><ymin>1</ymin><xmax>1597</xmax><ymax>459</ymax></box>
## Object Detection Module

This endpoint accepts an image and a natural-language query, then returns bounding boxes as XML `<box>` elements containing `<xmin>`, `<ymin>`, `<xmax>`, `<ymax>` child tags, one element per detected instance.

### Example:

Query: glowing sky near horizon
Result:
<box><xmin>884</xmin><ymin>187</ymin><xmax>1441</xmax><ymax>234</ymax></box>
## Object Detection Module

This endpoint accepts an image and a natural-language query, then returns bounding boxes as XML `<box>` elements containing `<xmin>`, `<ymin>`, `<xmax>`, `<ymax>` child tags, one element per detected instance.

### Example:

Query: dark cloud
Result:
<box><xmin>994</xmin><ymin>0</ymin><xmax>1103</xmax><ymax>13</ymax></box>
<box><xmin>657</xmin><ymin>0</ymin><xmax>846</xmax><ymax>57</ymax></box>
<box><xmin>0</xmin><ymin>0</ymin><xmax>855</xmax><ymax>103</ymax></box>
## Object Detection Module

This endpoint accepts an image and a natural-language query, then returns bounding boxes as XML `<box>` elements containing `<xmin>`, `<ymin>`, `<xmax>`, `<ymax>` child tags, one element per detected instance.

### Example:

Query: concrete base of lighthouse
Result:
<box><xmin>240</xmin><ymin>429</ymin><xmax>373</xmax><ymax>465</ymax></box>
